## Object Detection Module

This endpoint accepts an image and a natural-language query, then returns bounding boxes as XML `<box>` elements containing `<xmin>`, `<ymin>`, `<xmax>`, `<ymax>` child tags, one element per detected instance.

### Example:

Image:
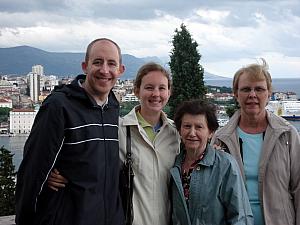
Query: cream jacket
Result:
<box><xmin>119</xmin><ymin>106</ymin><xmax>181</xmax><ymax>225</ymax></box>
<box><xmin>211</xmin><ymin>110</ymin><xmax>300</xmax><ymax>225</ymax></box>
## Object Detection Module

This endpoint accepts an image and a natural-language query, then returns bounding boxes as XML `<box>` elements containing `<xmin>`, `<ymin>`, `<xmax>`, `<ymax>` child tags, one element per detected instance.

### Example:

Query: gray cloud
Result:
<box><xmin>0</xmin><ymin>0</ymin><xmax>69</xmax><ymax>13</ymax></box>
<box><xmin>0</xmin><ymin>0</ymin><xmax>299</xmax><ymax>78</ymax></box>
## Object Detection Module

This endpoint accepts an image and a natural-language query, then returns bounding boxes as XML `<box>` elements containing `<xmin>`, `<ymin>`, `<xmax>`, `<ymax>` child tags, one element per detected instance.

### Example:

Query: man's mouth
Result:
<box><xmin>96</xmin><ymin>77</ymin><xmax>112</xmax><ymax>81</ymax></box>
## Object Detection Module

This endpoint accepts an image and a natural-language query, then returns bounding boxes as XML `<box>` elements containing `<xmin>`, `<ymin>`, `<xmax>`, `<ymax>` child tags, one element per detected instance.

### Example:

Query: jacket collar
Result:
<box><xmin>55</xmin><ymin>74</ymin><xmax>119</xmax><ymax>109</ymax></box>
<box><xmin>174</xmin><ymin>145</ymin><xmax>216</xmax><ymax>169</ymax></box>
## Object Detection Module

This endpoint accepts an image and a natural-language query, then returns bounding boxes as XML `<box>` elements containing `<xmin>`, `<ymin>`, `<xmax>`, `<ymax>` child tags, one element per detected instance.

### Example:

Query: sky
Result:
<box><xmin>0</xmin><ymin>0</ymin><xmax>299</xmax><ymax>78</ymax></box>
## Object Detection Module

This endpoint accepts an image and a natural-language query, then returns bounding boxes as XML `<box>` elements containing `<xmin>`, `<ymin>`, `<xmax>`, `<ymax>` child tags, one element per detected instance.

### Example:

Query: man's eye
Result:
<box><xmin>108</xmin><ymin>62</ymin><xmax>117</xmax><ymax>67</ymax></box>
<box><xmin>93</xmin><ymin>60</ymin><xmax>103</xmax><ymax>65</ymax></box>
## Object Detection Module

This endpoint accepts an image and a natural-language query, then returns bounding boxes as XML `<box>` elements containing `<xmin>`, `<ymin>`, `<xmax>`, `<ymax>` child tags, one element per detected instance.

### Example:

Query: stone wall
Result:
<box><xmin>0</xmin><ymin>216</ymin><xmax>15</xmax><ymax>225</ymax></box>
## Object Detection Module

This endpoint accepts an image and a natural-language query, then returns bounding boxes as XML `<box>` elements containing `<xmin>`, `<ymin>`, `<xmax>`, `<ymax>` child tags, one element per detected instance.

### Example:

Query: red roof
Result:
<box><xmin>11</xmin><ymin>108</ymin><xmax>35</xmax><ymax>112</ymax></box>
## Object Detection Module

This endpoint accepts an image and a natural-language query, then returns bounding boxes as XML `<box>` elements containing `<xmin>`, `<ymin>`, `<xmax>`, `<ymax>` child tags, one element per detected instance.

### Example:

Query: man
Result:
<box><xmin>15</xmin><ymin>38</ymin><xmax>125</xmax><ymax>225</ymax></box>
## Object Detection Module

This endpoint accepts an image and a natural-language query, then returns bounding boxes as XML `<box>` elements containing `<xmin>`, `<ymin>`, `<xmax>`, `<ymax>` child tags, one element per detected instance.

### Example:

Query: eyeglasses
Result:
<box><xmin>238</xmin><ymin>86</ymin><xmax>268</xmax><ymax>95</ymax></box>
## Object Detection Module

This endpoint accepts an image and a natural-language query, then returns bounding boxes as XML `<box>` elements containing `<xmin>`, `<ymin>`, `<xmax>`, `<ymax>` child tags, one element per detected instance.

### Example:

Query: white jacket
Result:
<box><xmin>119</xmin><ymin>106</ymin><xmax>181</xmax><ymax>225</ymax></box>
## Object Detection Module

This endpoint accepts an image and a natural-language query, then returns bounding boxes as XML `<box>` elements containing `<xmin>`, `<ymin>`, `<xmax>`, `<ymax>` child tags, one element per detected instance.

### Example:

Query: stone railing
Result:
<box><xmin>0</xmin><ymin>215</ymin><xmax>15</xmax><ymax>225</ymax></box>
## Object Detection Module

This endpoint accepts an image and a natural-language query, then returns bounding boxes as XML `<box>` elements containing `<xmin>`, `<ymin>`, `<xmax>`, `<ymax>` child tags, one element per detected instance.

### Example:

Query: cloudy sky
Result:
<box><xmin>0</xmin><ymin>0</ymin><xmax>299</xmax><ymax>78</ymax></box>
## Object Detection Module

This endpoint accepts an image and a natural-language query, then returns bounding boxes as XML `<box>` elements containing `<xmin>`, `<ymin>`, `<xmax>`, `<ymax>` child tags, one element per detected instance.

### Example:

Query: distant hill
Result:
<box><xmin>204</xmin><ymin>71</ymin><xmax>230</xmax><ymax>80</ymax></box>
<box><xmin>0</xmin><ymin>46</ymin><xmax>227</xmax><ymax>80</ymax></box>
<box><xmin>0</xmin><ymin>46</ymin><xmax>83</xmax><ymax>76</ymax></box>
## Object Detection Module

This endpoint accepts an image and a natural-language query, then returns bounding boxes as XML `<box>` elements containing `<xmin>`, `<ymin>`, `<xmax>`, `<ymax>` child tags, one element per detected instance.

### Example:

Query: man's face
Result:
<box><xmin>82</xmin><ymin>40</ymin><xmax>124</xmax><ymax>101</ymax></box>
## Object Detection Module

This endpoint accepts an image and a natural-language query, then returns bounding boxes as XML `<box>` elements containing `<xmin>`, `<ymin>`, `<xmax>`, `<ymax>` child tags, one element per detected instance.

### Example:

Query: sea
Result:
<box><xmin>1</xmin><ymin>78</ymin><xmax>300</xmax><ymax>171</ymax></box>
<box><xmin>205</xmin><ymin>78</ymin><xmax>300</xmax><ymax>98</ymax></box>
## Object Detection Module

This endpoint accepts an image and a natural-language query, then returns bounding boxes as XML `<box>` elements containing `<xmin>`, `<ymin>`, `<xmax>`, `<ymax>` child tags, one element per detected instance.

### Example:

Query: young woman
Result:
<box><xmin>118</xmin><ymin>62</ymin><xmax>180</xmax><ymax>225</ymax></box>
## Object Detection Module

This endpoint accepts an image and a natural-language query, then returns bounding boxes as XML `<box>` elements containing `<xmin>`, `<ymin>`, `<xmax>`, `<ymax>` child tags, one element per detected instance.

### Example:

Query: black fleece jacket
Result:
<box><xmin>15</xmin><ymin>74</ymin><xmax>124</xmax><ymax>225</ymax></box>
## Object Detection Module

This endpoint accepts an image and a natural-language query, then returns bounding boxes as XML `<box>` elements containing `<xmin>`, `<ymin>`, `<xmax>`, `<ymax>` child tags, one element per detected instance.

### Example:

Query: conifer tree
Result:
<box><xmin>0</xmin><ymin>146</ymin><xmax>16</xmax><ymax>216</ymax></box>
<box><xmin>168</xmin><ymin>24</ymin><xmax>206</xmax><ymax>118</ymax></box>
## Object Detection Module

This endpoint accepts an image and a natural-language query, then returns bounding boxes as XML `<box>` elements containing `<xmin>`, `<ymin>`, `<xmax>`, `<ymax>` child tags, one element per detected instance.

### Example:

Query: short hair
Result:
<box><xmin>174</xmin><ymin>100</ymin><xmax>219</xmax><ymax>132</ymax></box>
<box><xmin>85</xmin><ymin>38</ymin><xmax>122</xmax><ymax>64</ymax></box>
<box><xmin>232</xmin><ymin>58</ymin><xmax>272</xmax><ymax>94</ymax></box>
<box><xmin>133</xmin><ymin>62</ymin><xmax>172</xmax><ymax>93</ymax></box>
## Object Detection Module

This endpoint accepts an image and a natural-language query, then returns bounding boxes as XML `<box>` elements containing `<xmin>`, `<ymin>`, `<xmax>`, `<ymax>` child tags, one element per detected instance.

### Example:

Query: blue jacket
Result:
<box><xmin>170</xmin><ymin>145</ymin><xmax>253</xmax><ymax>225</ymax></box>
<box><xmin>15</xmin><ymin>75</ymin><xmax>124</xmax><ymax>225</ymax></box>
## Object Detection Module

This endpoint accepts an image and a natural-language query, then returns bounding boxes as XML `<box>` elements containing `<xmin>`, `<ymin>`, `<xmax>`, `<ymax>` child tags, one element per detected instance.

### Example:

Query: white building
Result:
<box><xmin>28</xmin><ymin>72</ymin><xmax>40</xmax><ymax>103</ymax></box>
<box><xmin>9</xmin><ymin>108</ymin><xmax>37</xmax><ymax>134</ymax></box>
<box><xmin>121</xmin><ymin>93</ymin><xmax>139</xmax><ymax>102</ymax></box>
<box><xmin>0</xmin><ymin>98</ymin><xmax>13</xmax><ymax>108</ymax></box>
<box><xmin>32</xmin><ymin>65</ymin><xmax>44</xmax><ymax>76</ymax></box>
<box><xmin>42</xmin><ymin>75</ymin><xmax>59</xmax><ymax>91</ymax></box>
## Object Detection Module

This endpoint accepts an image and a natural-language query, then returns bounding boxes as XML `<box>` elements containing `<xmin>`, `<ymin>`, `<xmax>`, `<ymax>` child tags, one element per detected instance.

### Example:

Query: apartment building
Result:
<box><xmin>9</xmin><ymin>108</ymin><xmax>37</xmax><ymax>134</ymax></box>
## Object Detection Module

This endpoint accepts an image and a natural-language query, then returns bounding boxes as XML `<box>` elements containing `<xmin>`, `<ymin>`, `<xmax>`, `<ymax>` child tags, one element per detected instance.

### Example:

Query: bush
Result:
<box><xmin>0</xmin><ymin>146</ymin><xmax>16</xmax><ymax>216</ymax></box>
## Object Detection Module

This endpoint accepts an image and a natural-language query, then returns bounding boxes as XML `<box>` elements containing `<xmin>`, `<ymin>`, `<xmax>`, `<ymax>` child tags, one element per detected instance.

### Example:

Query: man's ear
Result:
<box><xmin>118</xmin><ymin>64</ymin><xmax>125</xmax><ymax>77</ymax></box>
<box><xmin>81</xmin><ymin>62</ymin><xmax>87</xmax><ymax>74</ymax></box>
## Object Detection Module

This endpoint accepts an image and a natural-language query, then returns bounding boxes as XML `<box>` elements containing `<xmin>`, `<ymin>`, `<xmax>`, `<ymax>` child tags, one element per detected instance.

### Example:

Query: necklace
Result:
<box><xmin>181</xmin><ymin>150</ymin><xmax>206</xmax><ymax>203</ymax></box>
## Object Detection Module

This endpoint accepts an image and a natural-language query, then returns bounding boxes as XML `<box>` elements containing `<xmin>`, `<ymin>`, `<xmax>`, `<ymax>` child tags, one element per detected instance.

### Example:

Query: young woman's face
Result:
<box><xmin>180</xmin><ymin>113</ymin><xmax>213</xmax><ymax>154</ymax></box>
<box><xmin>135</xmin><ymin>71</ymin><xmax>170</xmax><ymax>113</ymax></box>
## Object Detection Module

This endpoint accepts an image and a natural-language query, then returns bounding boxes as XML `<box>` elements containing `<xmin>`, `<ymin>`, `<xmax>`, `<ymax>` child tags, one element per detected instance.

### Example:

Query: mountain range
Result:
<box><xmin>0</xmin><ymin>46</ymin><xmax>229</xmax><ymax>80</ymax></box>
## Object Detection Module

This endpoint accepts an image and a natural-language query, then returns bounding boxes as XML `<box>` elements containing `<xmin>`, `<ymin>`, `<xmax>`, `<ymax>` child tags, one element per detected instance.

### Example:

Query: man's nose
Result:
<box><xmin>100</xmin><ymin>62</ymin><xmax>110</xmax><ymax>73</ymax></box>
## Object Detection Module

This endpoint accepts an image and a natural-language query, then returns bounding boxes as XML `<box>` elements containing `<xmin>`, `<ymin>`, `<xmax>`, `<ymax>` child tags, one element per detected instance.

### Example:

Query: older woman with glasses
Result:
<box><xmin>212</xmin><ymin>59</ymin><xmax>300</xmax><ymax>225</ymax></box>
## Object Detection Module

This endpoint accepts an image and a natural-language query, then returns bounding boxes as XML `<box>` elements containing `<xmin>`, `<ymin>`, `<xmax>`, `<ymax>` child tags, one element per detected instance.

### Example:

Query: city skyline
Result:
<box><xmin>0</xmin><ymin>0</ymin><xmax>299</xmax><ymax>78</ymax></box>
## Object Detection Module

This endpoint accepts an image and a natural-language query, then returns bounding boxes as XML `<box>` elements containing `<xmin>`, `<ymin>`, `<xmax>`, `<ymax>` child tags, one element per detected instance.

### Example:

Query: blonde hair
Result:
<box><xmin>232</xmin><ymin>58</ymin><xmax>272</xmax><ymax>94</ymax></box>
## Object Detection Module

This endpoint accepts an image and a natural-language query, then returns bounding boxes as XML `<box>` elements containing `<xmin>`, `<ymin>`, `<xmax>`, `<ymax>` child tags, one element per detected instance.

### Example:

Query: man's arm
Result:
<box><xmin>15</xmin><ymin>97</ymin><xmax>65</xmax><ymax>225</ymax></box>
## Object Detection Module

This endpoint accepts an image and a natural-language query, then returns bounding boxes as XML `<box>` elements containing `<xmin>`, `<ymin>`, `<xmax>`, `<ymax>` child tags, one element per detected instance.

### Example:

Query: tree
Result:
<box><xmin>0</xmin><ymin>107</ymin><xmax>11</xmax><ymax>123</ymax></box>
<box><xmin>225</xmin><ymin>99</ymin><xmax>239</xmax><ymax>118</ymax></box>
<box><xmin>168</xmin><ymin>24</ymin><xmax>206</xmax><ymax>118</ymax></box>
<box><xmin>120</xmin><ymin>101</ymin><xmax>139</xmax><ymax>117</ymax></box>
<box><xmin>0</xmin><ymin>146</ymin><xmax>16</xmax><ymax>216</ymax></box>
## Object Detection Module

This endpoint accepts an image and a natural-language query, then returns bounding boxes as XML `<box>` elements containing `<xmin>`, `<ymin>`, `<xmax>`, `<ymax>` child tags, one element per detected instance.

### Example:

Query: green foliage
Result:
<box><xmin>168</xmin><ymin>24</ymin><xmax>206</xmax><ymax>118</ymax></box>
<box><xmin>0</xmin><ymin>107</ymin><xmax>11</xmax><ymax>123</ymax></box>
<box><xmin>225</xmin><ymin>99</ymin><xmax>239</xmax><ymax>118</ymax></box>
<box><xmin>206</xmin><ymin>85</ymin><xmax>232</xmax><ymax>93</ymax></box>
<box><xmin>120</xmin><ymin>101</ymin><xmax>139</xmax><ymax>117</ymax></box>
<box><xmin>0</xmin><ymin>146</ymin><xmax>16</xmax><ymax>216</ymax></box>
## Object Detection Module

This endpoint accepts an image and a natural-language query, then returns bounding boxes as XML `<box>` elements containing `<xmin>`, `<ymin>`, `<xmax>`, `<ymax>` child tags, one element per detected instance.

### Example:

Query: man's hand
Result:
<box><xmin>47</xmin><ymin>168</ymin><xmax>68</xmax><ymax>191</ymax></box>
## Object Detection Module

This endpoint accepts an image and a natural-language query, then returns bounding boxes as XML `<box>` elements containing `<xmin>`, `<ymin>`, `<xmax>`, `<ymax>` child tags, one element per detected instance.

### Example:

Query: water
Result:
<box><xmin>205</xmin><ymin>78</ymin><xmax>300</xmax><ymax>99</ymax></box>
<box><xmin>0</xmin><ymin>135</ymin><xmax>28</xmax><ymax>171</ymax></box>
